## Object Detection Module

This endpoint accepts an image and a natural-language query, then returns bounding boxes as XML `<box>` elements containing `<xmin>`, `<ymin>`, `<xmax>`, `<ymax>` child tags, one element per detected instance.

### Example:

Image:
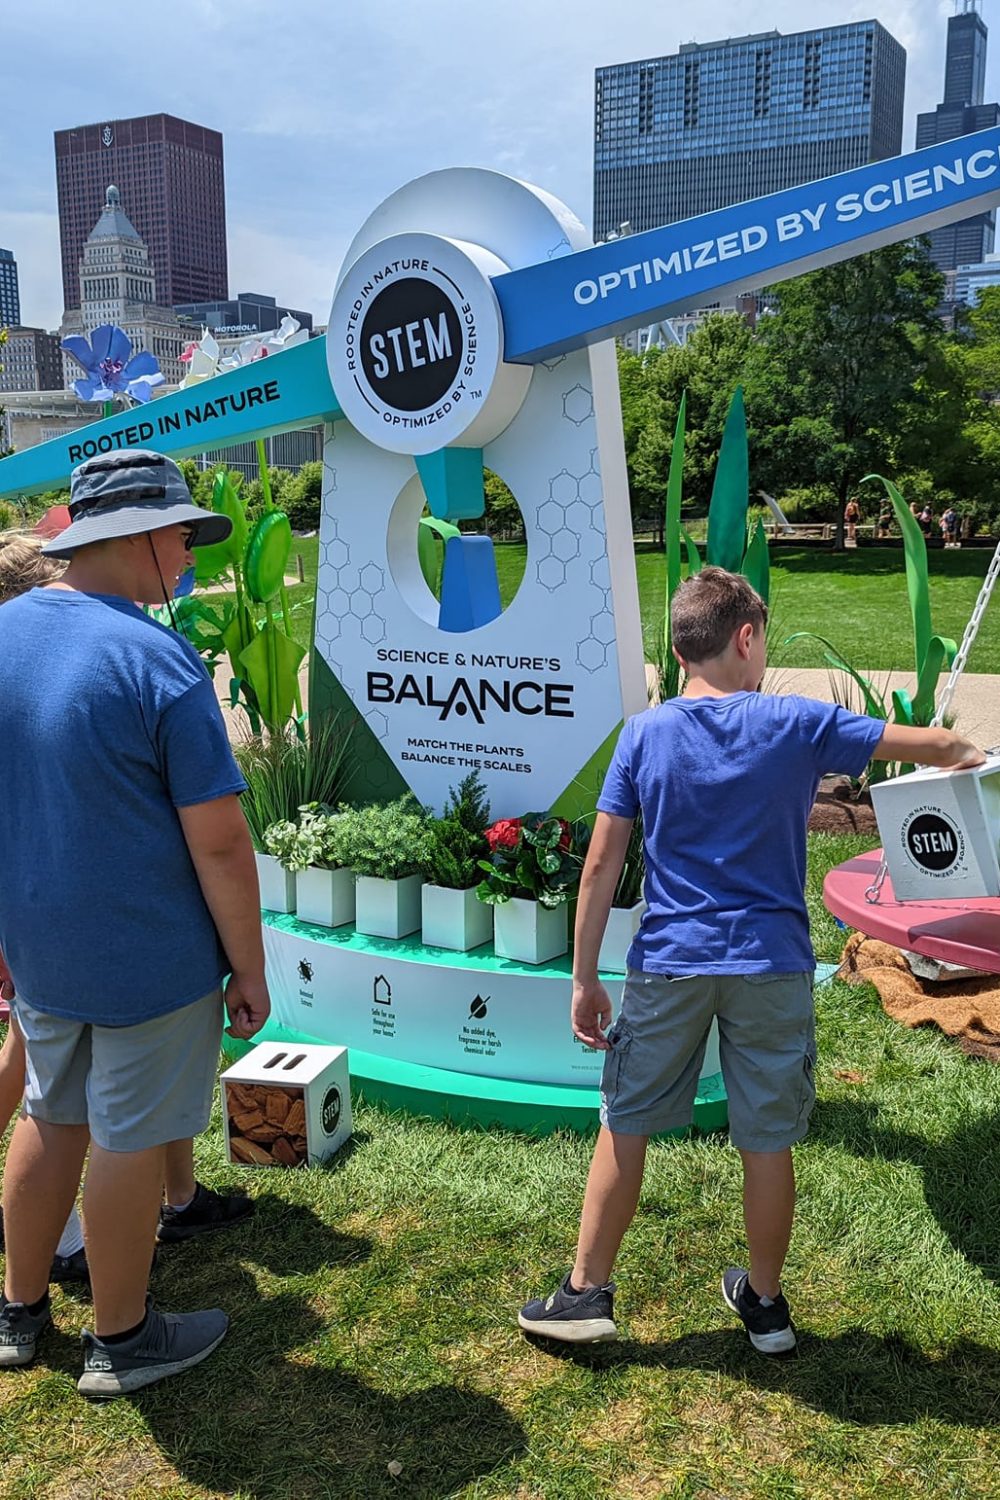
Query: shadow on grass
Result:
<box><xmin>526</xmin><ymin>1326</ymin><xmax>1000</xmax><ymax>1427</ymax></box>
<box><xmin>132</xmin><ymin>1197</ymin><xmax>525</xmax><ymax>1500</ymax></box>
<box><xmin>135</xmin><ymin>1273</ymin><xmax>525</xmax><ymax>1499</ymax></box>
<box><xmin>814</xmin><ymin>1099</ymin><xmax>1000</xmax><ymax>1290</ymax></box>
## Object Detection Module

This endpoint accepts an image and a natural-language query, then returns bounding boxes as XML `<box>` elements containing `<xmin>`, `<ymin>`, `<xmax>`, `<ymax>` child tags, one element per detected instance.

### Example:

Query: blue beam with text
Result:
<box><xmin>493</xmin><ymin>128</ymin><xmax>1000</xmax><ymax>362</ymax></box>
<box><xmin>0</xmin><ymin>337</ymin><xmax>342</xmax><ymax>499</ymax></box>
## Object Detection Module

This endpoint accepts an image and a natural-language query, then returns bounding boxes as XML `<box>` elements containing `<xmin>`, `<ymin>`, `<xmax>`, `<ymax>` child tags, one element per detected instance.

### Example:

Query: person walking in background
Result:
<box><xmin>843</xmin><ymin>495</ymin><xmax>861</xmax><ymax>546</ymax></box>
<box><xmin>941</xmin><ymin>506</ymin><xmax>960</xmax><ymax>548</ymax></box>
<box><xmin>876</xmin><ymin>504</ymin><xmax>893</xmax><ymax>539</ymax></box>
<box><xmin>918</xmin><ymin>505</ymin><xmax>934</xmax><ymax>539</ymax></box>
<box><xmin>0</xmin><ymin>452</ymin><xmax>269</xmax><ymax>1398</ymax></box>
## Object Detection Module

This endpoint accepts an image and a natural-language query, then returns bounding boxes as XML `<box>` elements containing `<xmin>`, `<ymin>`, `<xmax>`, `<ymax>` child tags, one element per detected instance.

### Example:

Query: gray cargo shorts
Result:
<box><xmin>13</xmin><ymin>988</ymin><xmax>224</xmax><ymax>1153</ymax></box>
<box><xmin>600</xmin><ymin>969</ymin><xmax>815</xmax><ymax>1151</ymax></box>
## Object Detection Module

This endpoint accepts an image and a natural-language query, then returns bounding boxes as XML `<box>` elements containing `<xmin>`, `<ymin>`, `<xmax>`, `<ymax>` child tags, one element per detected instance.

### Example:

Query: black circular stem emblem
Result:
<box><xmin>904</xmin><ymin>812</ymin><xmax>962</xmax><ymax>873</ymax></box>
<box><xmin>321</xmin><ymin>1085</ymin><xmax>342</xmax><ymax>1136</ymax></box>
<box><xmin>360</xmin><ymin>278</ymin><xmax>462</xmax><ymax>412</ymax></box>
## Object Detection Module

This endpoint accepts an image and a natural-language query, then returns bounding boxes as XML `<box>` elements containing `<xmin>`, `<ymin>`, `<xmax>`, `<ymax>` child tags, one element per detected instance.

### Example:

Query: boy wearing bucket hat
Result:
<box><xmin>0</xmin><ymin>450</ymin><xmax>270</xmax><ymax>1397</ymax></box>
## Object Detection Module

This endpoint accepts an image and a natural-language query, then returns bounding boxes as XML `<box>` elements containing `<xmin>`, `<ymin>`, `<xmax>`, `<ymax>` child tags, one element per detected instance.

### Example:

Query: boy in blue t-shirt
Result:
<box><xmin>519</xmin><ymin>566</ymin><xmax>984</xmax><ymax>1353</ymax></box>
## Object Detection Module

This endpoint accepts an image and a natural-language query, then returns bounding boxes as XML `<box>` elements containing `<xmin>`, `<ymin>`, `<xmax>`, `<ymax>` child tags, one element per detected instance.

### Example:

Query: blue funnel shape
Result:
<box><xmin>438</xmin><ymin>535</ymin><xmax>502</xmax><ymax>633</ymax></box>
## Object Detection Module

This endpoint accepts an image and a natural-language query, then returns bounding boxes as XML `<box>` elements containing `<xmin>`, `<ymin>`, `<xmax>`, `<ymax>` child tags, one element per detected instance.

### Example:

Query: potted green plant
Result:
<box><xmin>259</xmin><ymin>819</ymin><xmax>299</xmax><ymax>914</ymax></box>
<box><xmin>477</xmin><ymin>812</ymin><xmax>590</xmax><ymax>965</ymax></box>
<box><xmin>335</xmin><ymin>797</ymin><xmax>431</xmax><ymax>939</ymax></box>
<box><xmin>598</xmin><ymin>815</ymin><xmax>646</xmax><ymax>973</ymax></box>
<box><xmin>419</xmin><ymin>773</ymin><xmax>494</xmax><ymax>953</ymax></box>
<box><xmin>291</xmin><ymin>805</ymin><xmax>355</xmax><ymax>929</ymax></box>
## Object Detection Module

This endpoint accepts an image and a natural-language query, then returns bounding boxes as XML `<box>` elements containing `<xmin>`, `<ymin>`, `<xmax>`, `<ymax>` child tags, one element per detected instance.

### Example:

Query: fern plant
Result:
<box><xmin>421</xmin><ymin>772</ymin><xmax>491</xmax><ymax>890</ymax></box>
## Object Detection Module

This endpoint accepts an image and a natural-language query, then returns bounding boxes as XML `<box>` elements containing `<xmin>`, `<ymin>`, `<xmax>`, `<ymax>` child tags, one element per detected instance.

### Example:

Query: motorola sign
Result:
<box><xmin>327</xmin><ymin>231</ymin><xmax>523</xmax><ymax>455</ymax></box>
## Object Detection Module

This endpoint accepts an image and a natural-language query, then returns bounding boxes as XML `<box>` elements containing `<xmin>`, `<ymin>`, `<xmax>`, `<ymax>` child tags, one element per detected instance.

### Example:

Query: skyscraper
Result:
<box><xmin>0</xmin><ymin>249</ymin><xmax>20</xmax><ymax>327</ymax></box>
<box><xmin>916</xmin><ymin>1</ymin><xmax>1000</xmax><ymax>273</ymax></box>
<box><xmin>593</xmin><ymin>23</ymin><xmax>906</xmax><ymax>240</ymax></box>
<box><xmin>54</xmin><ymin>113</ymin><xmax>228</xmax><ymax>311</ymax></box>
<box><xmin>60</xmin><ymin>185</ymin><xmax>188</xmax><ymax>388</ymax></box>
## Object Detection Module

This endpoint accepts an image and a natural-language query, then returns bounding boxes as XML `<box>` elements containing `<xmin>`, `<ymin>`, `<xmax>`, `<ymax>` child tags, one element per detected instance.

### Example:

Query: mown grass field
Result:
<box><xmin>4</xmin><ymin>833</ymin><xmax>1000</xmax><ymax>1498</ymax></box>
<box><xmin>256</xmin><ymin>538</ymin><xmax>1000</xmax><ymax>676</ymax></box>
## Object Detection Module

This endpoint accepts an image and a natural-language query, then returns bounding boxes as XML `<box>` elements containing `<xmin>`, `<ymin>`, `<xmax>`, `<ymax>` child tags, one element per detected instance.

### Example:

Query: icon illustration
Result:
<box><xmin>469</xmin><ymin>994</ymin><xmax>489</xmax><ymax>1019</ymax></box>
<box><xmin>298</xmin><ymin>959</ymin><xmax>314</xmax><ymax>983</ymax></box>
<box><xmin>373</xmin><ymin>975</ymin><xmax>392</xmax><ymax>1006</ymax></box>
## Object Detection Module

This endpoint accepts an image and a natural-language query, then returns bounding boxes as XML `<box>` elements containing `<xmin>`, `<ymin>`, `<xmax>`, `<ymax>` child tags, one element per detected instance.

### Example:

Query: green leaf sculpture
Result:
<box><xmin>706</xmin><ymin>385</ymin><xmax>750</xmax><ymax>574</ymax></box>
<box><xmin>863</xmin><ymin>475</ymin><xmax>957</xmax><ymax>730</ymax></box>
<box><xmin>245</xmin><ymin>512</ymin><xmax>293</xmax><ymax>604</ymax></box>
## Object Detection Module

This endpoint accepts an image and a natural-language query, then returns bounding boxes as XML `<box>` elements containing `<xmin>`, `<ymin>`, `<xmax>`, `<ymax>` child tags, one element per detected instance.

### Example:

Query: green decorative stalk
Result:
<box><xmin>706</xmin><ymin>385</ymin><xmax>750</xmax><ymax>573</ymax></box>
<box><xmin>863</xmin><ymin>475</ymin><xmax>957</xmax><ymax>729</ymax></box>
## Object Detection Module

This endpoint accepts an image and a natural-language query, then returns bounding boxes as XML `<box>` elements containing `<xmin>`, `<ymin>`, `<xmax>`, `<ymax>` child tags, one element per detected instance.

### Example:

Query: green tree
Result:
<box><xmin>284</xmin><ymin>461</ymin><xmax>322</xmax><ymax>531</ymax></box>
<box><xmin>745</xmin><ymin>241</ymin><xmax>952</xmax><ymax>546</ymax></box>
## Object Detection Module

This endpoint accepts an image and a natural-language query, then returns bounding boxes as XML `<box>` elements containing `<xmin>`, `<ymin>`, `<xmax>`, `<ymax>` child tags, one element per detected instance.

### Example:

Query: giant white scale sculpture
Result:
<box><xmin>5</xmin><ymin>131</ymin><xmax>1000</xmax><ymax>1127</ymax></box>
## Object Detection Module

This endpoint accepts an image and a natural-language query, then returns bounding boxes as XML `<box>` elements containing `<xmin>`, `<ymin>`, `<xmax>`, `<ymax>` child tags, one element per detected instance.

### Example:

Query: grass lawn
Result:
<box><xmin>230</xmin><ymin>538</ymin><xmax>1000</xmax><ymax>676</ymax></box>
<box><xmin>5</xmin><ymin>834</ymin><xmax>1000</xmax><ymax>1498</ymax></box>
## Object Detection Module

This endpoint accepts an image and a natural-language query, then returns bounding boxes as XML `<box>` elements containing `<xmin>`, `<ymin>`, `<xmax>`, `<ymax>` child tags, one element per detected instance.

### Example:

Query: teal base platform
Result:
<box><xmin>231</xmin><ymin>1016</ymin><xmax>729</xmax><ymax>1139</ymax></box>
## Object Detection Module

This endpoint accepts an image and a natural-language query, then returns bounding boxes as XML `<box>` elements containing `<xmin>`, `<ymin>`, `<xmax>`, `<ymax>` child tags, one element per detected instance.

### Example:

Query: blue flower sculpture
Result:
<box><xmin>61</xmin><ymin>324</ymin><xmax>165</xmax><ymax>404</ymax></box>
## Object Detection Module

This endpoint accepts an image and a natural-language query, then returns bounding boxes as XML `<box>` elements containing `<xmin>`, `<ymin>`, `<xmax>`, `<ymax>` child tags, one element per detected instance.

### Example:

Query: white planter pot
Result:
<box><xmin>421</xmin><ymin>884</ymin><xmax>494</xmax><ymax>952</ymax></box>
<box><xmin>598</xmin><ymin>901</ymin><xmax>646</xmax><ymax>974</ymax></box>
<box><xmin>493</xmin><ymin>897</ymin><xmax>568</xmax><ymax>965</ymax></box>
<box><xmin>255</xmin><ymin>852</ymin><xmax>296</xmax><ymax>914</ymax></box>
<box><xmin>355</xmin><ymin>873</ymin><xmax>423</xmax><ymax>939</ymax></box>
<box><xmin>296</xmin><ymin>865</ymin><xmax>356</xmax><ymax>929</ymax></box>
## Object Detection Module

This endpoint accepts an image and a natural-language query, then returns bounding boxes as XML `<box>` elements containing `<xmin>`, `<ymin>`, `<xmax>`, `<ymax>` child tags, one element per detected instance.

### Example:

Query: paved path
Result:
<box><xmin>765</xmin><ymin>667</ymin><xmax>1000</xmax><ymax>750</ymax></box>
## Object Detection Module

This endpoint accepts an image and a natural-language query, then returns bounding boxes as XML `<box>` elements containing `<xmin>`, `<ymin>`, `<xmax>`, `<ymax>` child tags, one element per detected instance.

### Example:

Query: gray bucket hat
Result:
<box><xmin>42</xmin><ymin>449</ymin><xmax>232</xmax><ymax>558</ymax></box>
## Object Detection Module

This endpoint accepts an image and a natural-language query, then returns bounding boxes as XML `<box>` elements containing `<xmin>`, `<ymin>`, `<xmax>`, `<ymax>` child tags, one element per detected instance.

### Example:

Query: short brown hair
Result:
<box><xmin>0</xmin><ymin>531</ymin><xmax>66</xmax><ymax>604</ymax></box>
<box><xmin>671</xmin><ymin>566</ymin><xmax>767</xmax><ymax>663</ymax></box>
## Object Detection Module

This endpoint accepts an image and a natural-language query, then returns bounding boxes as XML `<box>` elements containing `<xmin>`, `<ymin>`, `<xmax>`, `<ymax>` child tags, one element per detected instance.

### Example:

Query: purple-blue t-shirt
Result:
<box><xmin>597</xmin><ymin>693</ymin><xmax>885</xmax><ymax>974</ymax></box>
<box><xmin>0</xmin><ymin>588</ymin><xmax>246</xmax><ymax>1024</ymax></box>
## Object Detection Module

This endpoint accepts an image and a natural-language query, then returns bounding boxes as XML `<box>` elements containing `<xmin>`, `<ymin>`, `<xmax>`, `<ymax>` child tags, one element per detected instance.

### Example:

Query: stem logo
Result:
<box><xmin>328</xmin><ymin>231</ymin><xmax>503</xmax><ymax>455</ymax></box>
<box><xmin>321</xmin><ymin>1085</ymin><xmax>342</xmax><ymax>1136</ymax></box>
<box><xmin>901</xmin><ymin>808</ymin><xmax>964</xmax><ymax>875</ymax></box>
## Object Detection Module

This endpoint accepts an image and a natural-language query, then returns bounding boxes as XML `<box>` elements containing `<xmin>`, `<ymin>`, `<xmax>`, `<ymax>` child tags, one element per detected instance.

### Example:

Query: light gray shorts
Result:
<box><xmin>13</xmin><ymin>989</ymin><xmax>224</xmax><ymax>1153</ymax></box>
<box><xmin>600</xmin><ymin>969</ymin><xmax>816</xmax><ymax>1151</ymax></box>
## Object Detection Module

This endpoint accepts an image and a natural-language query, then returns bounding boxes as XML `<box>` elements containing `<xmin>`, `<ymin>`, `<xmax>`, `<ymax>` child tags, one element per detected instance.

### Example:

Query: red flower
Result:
<box><xmin>486</xmin><ymin>818</ymin><xmax>522</xmax><ymax>852</ymax></box>
<box><xmin>557</xmin><ymin>818</ymin><xmax>573</xmax><ymax>852</ymax></box>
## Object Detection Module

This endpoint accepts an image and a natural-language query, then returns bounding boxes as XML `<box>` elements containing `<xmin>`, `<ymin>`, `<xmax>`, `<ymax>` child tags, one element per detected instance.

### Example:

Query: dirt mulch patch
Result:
<box><xmin>807</xmin><ymin>776</ymin><xmax>879</xmax><ymax>835</ymax></box>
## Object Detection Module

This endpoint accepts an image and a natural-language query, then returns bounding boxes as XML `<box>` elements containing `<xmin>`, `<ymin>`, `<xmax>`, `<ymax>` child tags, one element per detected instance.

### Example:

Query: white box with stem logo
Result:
<box><xmin>870</xmin><ymin>754</ymin><xmax>1000</xmax><ymax>900</ymax></box>
<box><xmin>221</xmin><ymin>1042</ymin><xmax>352</xmax><ymax>1168</ymax></box>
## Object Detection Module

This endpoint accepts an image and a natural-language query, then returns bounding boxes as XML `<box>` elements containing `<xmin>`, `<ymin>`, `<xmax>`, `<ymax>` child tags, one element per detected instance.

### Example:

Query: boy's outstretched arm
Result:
<box><xmin>571</xmin><ymin>812</ymin><xmax>634</xmax><ymax>1050</ymax></box>
<box><xmin>872</xmin><ymin>724</ymin><xmax>985</xmax><ymax>769</ymax></box>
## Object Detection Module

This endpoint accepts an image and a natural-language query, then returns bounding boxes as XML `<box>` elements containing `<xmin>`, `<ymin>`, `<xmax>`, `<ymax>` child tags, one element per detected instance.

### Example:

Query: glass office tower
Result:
<box><xmin>594</xmin><ymin>23</ymin><xmax>905</xmax><ymax>239</ymax></box>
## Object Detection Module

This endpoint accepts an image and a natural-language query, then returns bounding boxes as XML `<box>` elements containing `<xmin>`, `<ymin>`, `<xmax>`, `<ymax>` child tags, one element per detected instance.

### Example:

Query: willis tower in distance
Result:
<box><xmin>916</xmin><ymin>0</ymin><xmax>1000</xmax><ymax>273</ymax></box>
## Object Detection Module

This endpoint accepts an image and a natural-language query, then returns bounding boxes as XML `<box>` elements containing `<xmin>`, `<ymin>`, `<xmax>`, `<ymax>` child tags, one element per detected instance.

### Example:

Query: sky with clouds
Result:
<box><xmin>0</xmin><ymin>0</ymin><xmax>988</xmax><ymax>331</ymax></box>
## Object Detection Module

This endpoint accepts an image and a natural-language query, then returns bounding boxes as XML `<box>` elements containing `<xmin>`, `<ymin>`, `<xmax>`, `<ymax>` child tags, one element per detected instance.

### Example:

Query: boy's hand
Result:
<box><xmin>572</xmin><ymin>980</ymin><xmax>614</xmax><ymax>1050</ymax></box>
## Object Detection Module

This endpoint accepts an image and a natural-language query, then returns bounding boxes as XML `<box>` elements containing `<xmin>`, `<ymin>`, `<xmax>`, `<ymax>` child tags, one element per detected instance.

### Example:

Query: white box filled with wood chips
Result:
<box><xmin>221</xmin><ymin>1042</ymin><xmax>352</xmax><ymax>1168</ymax></box>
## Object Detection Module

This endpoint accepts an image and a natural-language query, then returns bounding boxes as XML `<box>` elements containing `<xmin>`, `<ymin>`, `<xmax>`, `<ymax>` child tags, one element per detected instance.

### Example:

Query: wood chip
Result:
<box><xmin>272</xmin><ymin>1136</ymin><xmax>303</xmax><ymax>1167</ymax></box>
<box><xmin>285</xmin><ymin>1100</ymin><xmax>306</xmax><ymax>1136</ymax></box>
<box><xmin>230</xmin><ymin>1137</ymin><xmax>274</xmax><ymax>1165</ymax></box>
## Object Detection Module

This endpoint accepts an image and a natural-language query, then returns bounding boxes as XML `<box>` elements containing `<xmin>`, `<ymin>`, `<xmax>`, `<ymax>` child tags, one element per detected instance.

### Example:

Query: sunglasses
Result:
<box><xmin>181</xmin><ymin>526</ymin><xmax>198</xmax><ymax>551</ymax></box>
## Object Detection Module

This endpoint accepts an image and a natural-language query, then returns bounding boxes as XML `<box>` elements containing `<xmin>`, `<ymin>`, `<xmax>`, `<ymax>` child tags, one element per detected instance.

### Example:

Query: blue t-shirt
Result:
<box><xmin>0</xmin><ymin>589</ymin><xmax>247</xmax><ymax>1024</ymax></box>
<box><xmin>597</xmin><ymin>693</ymin><xmax>885</xmax><ymax>974</ymax></box>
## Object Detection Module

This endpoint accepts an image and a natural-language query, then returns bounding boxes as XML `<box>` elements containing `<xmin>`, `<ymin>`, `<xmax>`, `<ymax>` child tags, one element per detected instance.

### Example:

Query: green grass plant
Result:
<box><xmin>6</xmin><ymin>832</ymin><xmax>1000</xmax><ymax>1497</ymax></box>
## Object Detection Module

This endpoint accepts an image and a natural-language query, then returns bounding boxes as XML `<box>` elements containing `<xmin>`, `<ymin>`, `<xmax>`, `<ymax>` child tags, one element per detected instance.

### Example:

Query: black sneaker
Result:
<box><xmin>77</xmin><ymin>1297</ymin><xmax>229</xmax><ymax>1398</ymax></box>
<box><xmin>0</xmin><ymin>1294</ymin><xmax>51</xmax><ymax>1367</ymax></box>
<box><xmin>157</xmin><ymin>1182</ymin><xmax>254</xmax><ymax>1243</ymax></box>
<box><xmin>721</xmin><ymin>1267</ymin><xmax>796</xmax><ymax>1354</ymax></box>
<box><xmin>518</xmin><ymin>1274</ymin><xmax>617</xmax><ymax>1343</ymax></box>
<box><xmin>50</xmin><ymin>1247</ymin><xmax>90</xmax><ymax>1288</ymax></box>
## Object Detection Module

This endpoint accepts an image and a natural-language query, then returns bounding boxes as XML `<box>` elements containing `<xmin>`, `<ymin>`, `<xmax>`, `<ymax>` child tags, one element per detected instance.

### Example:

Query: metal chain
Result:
<box><xmin>864</xmin><ymin>535</ymin><xmax>1000</xmax><ymax>904</ymax></box>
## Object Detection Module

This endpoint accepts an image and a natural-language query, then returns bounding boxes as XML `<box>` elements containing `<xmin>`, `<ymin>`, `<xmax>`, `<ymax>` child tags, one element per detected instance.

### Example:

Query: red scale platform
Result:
<box><xmin>824</xmin><ymin>850</ymin><xmax>1000</xmax><ymax>975</ymax></box>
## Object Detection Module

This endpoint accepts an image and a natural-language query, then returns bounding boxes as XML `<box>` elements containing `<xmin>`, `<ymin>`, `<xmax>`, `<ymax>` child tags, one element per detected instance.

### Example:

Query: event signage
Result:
<box><xmin>0</xmin><ymin>336</ymin><xmax>341</xmax><ymax>498</ymax></box>
<box><xmin>493</xmin><ymin>127</ymin><xmax>1000</xmax><ymax>361</ymax></box>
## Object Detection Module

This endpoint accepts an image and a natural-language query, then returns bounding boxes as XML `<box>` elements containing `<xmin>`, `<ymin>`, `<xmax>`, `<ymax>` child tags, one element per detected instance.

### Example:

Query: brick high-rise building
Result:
<box><xmin>54</xmin><ymin>113</ymin><xmax>228</xmax><ymax>311</ymax></box>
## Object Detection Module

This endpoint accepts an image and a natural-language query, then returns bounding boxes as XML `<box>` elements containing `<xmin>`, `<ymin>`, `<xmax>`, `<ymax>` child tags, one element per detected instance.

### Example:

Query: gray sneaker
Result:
<box><xmin>0</xmin><ymin>1295</ymin><xmax>52</xmax><ymax>1367</ymax></box>
<box><xmin>77</xmin><ymin>1298</ymin><xmax>229</xmax><ymax>1398</ymax></box>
